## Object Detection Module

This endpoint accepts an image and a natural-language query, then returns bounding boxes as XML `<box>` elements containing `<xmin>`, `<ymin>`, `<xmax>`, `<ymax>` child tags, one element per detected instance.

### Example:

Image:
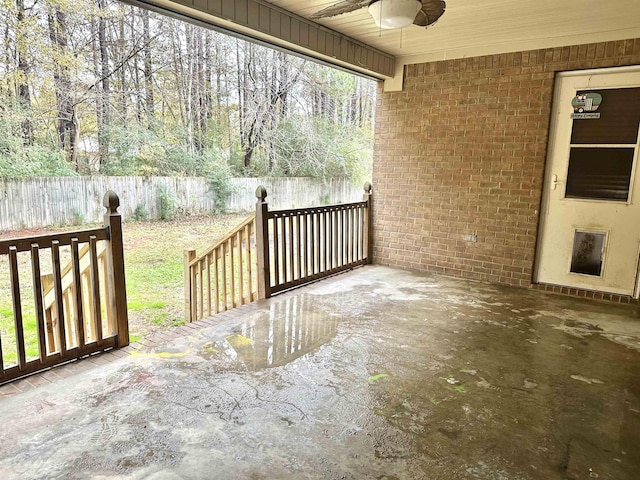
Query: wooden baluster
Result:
<box><xmin>337</xmin><ymin>209</ymin><xmax>341</xmax><ymax>268</ymax></box>
<box><xmin>347</xmin><ymin>207</ymin><xmax>352</xmax><ymax>265</ymax></box>
<box><xmin>103</xmin><ymin>192</ymin><xmax>129</xmax><ymax>347</ymax></box>
<box><xmin>31</xmin><ymin>244</ymin><xmax>48</xmax><ymax>363</ymax></box>
<box><xmin>296</xmin><ymin>214</ymin><xmax>302</xmax><ymax>281</ymax></box>
<box><xmin>206</xmin><ymin>254</ymin><xmax>212</xmax><ymax>316</ymax></box>
<box><xmin>280</xmin><ymin>217</ymin><xmax>286</xmax><ymax>284</ymax></box>
<box><xmin>198</xmin><ymin>260</ymin><xmax>204</xmax><ymax>320</ymax></box>
<box><xmin>51</xmin><ymin>240</ymin><xmax>67</xmax><ymax>356</ymax></box>
<box><xmin>287</xmin><ymin>215</ymin><xmax>294</xmax><ymax>283</ymax></box>
<box><xmin>89</xmin><ymin>236</ymin><xmax>103</xmax><ymax>346</ymax></box>
<box><xmin>183</xmin><ymin>249</ymin><xmax>196</xmax><ymax>323</ymax></box>
<box><xmin>300</xmin><ymin>214</ymin><xmax>307</xmax><ymax>279</ymax></box>
<box><xmin>311</xmin><ymin>211</ymin><xmax>317</xmax><ymax>275</ymax></box>
<box><xmin>222</xmin><ymin>241</ymin><xmax>228</xmax><ymax>311</ymax></box>
<box><xmin>341</xmin><ymin>208</ymin><xmax>345</xmax><ymax>267</ymax></box>
<box><xmin>273</xmin><ymin>216</ymin><xmax>280</xmax><ymax>288</ymax></box>
<box><xmin>345</xmin><ymin>207</ymin><xmax>350</xmax><ymax>265</ymax></box>
<box><xmin>236</xmin><ymin>232</ymin><xmax>248</xmax><ymax>305</ymax></box>
<box><xmin>9</xmin><ymin>246</ymin><xmax>27</xmax><ymax>370</ymax></box>
<box><xmin>329</xmin><ymin>210</ymin><xmax>334</xmax><ymax>271</ymax></box>
<box><xmin>190</xmin><ymin>263</ymin><xmax>197</xmax><ymax>320</ymax></box>
<box><xmin>213</xmin><ymin>248</ymin><xmax>220</xmax><ymax>314</ymax></box>
<box><xmin>356</xmin><ymin>203</ymin><xmax>364</xmax><ymax>261</ymax></box>
<box><xmin>245</xmin><ymin>223</ymin><xmax>253</xmax><ymax>302</ymax></box>
<box><xmin>237</xmin><ymin>230</ymin><xmax>244</xmax><ymax>305</ymax></box>
<box><xmin>71</xmin><ymin>238</ymin><xmax>86</xmax><ymax>351</ymax></box>
<box><xmin>324</xmin><ymin>211</ymin><xmax>329</xmax><ymax>272</ymax></box>
<box><xmin>350</xmin><ymin>207</ymin><xmax>355</xmax><ymax>264</ymax></box>
<box><xmin>318</xmin><ymin>211</ymin><xmax>323</xmax><ymax>273</ymax></box>
<box><xmin>229</xmin><ymin>238</ymin><xmax>236</xmax><ymax>309</ymax></box>
<box><xmin>327</xmin><ymin>211</ymin><xmax>331</xmax><ymax>271</ymax></box>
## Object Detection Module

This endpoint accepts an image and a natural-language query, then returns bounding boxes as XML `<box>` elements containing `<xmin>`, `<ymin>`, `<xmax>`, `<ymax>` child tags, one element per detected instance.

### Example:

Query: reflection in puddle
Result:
<box><xmin>227</xmin><ymin>295</ymin><xmax>338</xmax><ymax>370</ymax></box>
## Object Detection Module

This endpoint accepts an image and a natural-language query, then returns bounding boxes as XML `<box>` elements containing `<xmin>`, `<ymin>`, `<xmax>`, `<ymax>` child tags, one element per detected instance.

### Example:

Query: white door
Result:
<box><xmin>535</xmin><ymin>67</ymin><xmax>640</xmax><ymax>297</ymax></box>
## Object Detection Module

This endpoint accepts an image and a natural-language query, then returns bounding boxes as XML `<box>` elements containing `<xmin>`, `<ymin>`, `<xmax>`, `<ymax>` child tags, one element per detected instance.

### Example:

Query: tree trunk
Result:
<box><xmin>97</xmin><ymin>0</ymin><xmax>111</xmax><ymax>167</ymax></box>
<box><xmin>142</xmin><ymin>8</ymin><xmax>154</xmax><ymax>127</ymax></box>
<box><xmin>48</xmin><ymin>7</ymin><xmax>77</xmax><ymax>169</ymax></box>
<box><xmin>15</xmin><ymin>0</ymin><xmax>32</xmax><ymax>145</ymax></box>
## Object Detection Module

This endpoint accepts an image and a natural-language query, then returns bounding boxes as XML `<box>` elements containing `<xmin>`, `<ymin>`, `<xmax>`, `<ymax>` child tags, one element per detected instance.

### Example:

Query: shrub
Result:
<box><xmin>157</xmin><ymin>184</ymin><xmax>176</xmax><ymax>220</ymax></box>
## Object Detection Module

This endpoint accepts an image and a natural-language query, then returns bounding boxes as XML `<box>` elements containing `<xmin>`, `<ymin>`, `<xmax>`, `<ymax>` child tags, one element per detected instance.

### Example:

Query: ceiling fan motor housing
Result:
<box><xmin>368</xmin><ymin>0</ymin><xmax>423</xmax><ymax>29</ymax></box>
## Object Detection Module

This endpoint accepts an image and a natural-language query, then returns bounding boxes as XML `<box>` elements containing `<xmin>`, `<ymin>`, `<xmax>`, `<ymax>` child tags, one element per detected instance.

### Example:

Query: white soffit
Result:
<box><xmin>270</xmin><ymin>0</ymin><xmax>640</xmax><ymax>64</ymax></box>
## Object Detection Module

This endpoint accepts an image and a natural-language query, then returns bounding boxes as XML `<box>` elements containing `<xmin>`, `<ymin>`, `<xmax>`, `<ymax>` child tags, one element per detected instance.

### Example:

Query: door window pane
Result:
<box><xmin>570</xmin><ymin>231</ymin><xmax>605</xmax><ymax>276</ymax></box>
<box><xmin>571</xmin><ymin>87</ymin><xmax>640</xmax><ymax>145</ymax></box>
<box><xmin>565</xmin><ymin>147</ymin><xmax>634</xmax><ymax>201</ymax></box>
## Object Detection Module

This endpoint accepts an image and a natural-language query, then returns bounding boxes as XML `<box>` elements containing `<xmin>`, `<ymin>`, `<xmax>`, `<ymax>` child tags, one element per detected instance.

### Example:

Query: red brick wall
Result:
<box><xmin>373</xmin><ymin>39</ymin><xmax>640</xmax><ymax>287</ymax></box>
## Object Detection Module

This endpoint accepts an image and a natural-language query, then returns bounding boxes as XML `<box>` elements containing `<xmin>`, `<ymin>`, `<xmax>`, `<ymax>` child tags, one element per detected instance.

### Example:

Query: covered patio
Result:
<box><xmin>1</xmin><ymin>265</ymin><xmax>638</xmax><ymax>479</ymax></box>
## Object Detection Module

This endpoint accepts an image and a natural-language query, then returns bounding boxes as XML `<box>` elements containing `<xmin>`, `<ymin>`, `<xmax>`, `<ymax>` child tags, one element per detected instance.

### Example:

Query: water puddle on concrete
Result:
<box><xmin>222</xmin><ymin>294</ymin><xmax>339</xmax><ymax>370</ymax></box>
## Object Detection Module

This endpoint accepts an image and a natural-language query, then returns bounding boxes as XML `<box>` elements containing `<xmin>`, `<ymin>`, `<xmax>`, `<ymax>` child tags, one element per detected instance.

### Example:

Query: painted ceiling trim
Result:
<box><xmin>121</xmin><ymin>0</ymin><xmax>396</xmax><ymax>79</ymax></box>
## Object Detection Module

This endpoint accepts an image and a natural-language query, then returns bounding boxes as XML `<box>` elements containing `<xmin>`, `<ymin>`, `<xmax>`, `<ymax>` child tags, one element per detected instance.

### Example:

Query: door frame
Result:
<box><xmin>534</xmin><ymin>65</ymin><xmax>640</xmax><ymax>298</ymax></box>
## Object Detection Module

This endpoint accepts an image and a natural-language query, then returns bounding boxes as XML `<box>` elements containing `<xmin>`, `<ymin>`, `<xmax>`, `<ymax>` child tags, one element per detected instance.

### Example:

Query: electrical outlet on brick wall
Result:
<box><xmin>464</xmin><ymin>234</ymin><xmax>478</xmax><ymax>243</ymax></box>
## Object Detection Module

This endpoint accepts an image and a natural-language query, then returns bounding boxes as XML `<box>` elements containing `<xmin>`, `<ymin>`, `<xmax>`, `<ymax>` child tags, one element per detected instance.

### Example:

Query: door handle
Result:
<box><xmin>552</xmin><ymin>174</ymin><xmax>564</xmax><ymax>191</ymax></box>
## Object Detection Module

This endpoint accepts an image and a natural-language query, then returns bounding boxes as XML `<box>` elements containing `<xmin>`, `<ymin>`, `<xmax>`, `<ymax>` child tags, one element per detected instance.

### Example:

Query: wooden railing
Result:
<box><xmin>41</xmin><ymin>241</ymin><xmax>107</xmax><ymax>355</ymax></box>
<box><xmin>184</xmin><ymin>182</ymin><xmax>372</xmax><ymax>322</ymax></box>
<box><xmin>0</xmin><ymin>192</ymin><xmax>129</xmax><ymax>384</ymax></box>
<box><xmin>184</xmin><ymin>214</ymin><xmax>257</xmax><ymax>322</ymax></box>
<box><xmin>256</xmin><ymin>182</ymin><xmax>373</xmax><ymax>297</ymax></box>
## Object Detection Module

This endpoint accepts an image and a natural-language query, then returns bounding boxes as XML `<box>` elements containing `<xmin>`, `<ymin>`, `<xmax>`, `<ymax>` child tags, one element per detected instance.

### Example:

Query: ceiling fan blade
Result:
<box><xmin>310</xmin><ymin>0</ymin><xmax>369</xmax><ymax>20</ymax></box>
<box><xmin>413</xmin><ymin>0</ymin><xmax>446</xmax><ymax>27</ymax></box>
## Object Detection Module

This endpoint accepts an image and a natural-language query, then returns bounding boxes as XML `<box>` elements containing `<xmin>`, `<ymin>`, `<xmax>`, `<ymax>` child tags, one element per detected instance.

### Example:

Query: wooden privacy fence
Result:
<box><xmin>0</xmin><ymin>192</ymin><xmax>129</xmax><ymax>384</ymax></box>
<box><xmin>184</xmin><ymin>182</ymin><xmax>372</xmax><ymax>322</ymax></box>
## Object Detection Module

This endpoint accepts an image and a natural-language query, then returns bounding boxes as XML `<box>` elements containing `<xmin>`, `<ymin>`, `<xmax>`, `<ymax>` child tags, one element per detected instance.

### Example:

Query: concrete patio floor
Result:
<box><xmin>1</xmin><ymin>265</ymin><xmax>639</xmax><ymax>480</ymax></box>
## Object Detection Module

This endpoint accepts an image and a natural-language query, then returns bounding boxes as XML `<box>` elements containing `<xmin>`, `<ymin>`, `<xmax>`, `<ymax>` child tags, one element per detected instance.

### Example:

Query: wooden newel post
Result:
<box><xmin>363</xmin><ymin>182</ymin><xmax>373</xmax><ymax>264</ymax></box>
<box><xmin>103</xmin><ymin>191</ymin><xmax>129</xmax><ymax>347</ymax></box>
<box><xmin>183</xmin><ymin>249</ymin><xmax>196</xmax><ymax>323</ymax></box>
<box><xmin>255</xmin><ymin>186</ymin><xmax>271</xmax><ymax>300</ymax></box>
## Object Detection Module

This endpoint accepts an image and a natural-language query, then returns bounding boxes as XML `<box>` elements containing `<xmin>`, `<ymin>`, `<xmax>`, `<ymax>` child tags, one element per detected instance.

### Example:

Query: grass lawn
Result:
<box><xmin>0</xmin><ymin>213</ymin><xmax>249</xmax><ymax>365</ymax></box>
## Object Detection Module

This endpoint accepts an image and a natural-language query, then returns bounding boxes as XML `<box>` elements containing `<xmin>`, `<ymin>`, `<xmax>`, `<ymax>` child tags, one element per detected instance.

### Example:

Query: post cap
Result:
<box><xmin>363</xmin><ymin>181</ymin><xmax>372</xmax><ymax>194</ymax></box>
<box><xmin>103</xmin><ymin>191</ymin><xmax>120</xmax><ymax>213</ymax></box>
<box><xmin>255</xmin><ymin>186</ymin><xmax>268</xmax><ymax>201</ymax></box>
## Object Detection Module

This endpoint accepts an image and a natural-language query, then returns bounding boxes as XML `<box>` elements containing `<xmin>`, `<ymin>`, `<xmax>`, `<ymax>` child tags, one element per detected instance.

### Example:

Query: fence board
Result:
<box><xmin>0</xmin><ymin>177</ymin><xmax>361</xmax><ymax>231</ymax></box>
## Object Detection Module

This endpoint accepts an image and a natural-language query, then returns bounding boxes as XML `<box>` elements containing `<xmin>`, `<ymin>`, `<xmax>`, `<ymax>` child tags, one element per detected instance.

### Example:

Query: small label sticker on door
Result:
<box><xmin>571</xmin><ymin>92</ymin><xmax>602</xmax><ymax>119</ymax></box>
<box><xmin>572</xmin><ymin>92</ymin><xmax>602</xmax><ymax>113</ymax></box>
<box><xmin>570</xmin><ymin>231</ymin><xmax>605</xmax><ymax>276</ymax></box>
<box><xmin>571</xmin><ymin>112</ymin><xmax>600</xmax><ymax>119</ymax></box>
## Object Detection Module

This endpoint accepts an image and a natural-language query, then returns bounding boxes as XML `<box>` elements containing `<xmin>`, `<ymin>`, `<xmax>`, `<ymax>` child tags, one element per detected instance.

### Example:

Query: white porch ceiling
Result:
<box><xmin>270</xmin><ymin>0</ymin><xmax>640</xmax><ymax>64</ymax></box>
<box><xmin>133</xmin><ymin>0</ymin><xmax>640</xmax><ymax>86</ymax></box>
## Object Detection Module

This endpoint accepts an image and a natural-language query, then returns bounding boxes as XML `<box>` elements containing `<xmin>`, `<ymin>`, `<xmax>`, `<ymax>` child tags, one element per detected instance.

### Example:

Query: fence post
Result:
<box><xmin>103</xmin><ymin>191</ymin><xmax>130</xmax><ymax>347</ymax></box>
<box><xmin>255</xmin><ymin>186</ymin><xmax>271</xmax><ymax>300</ymax></box>
<box><xmin>184</xmin><ymin>249</ymin><xmax>196</xmax><ymax>323</ymax></box>
<box><xmin>363</xmin><ymin>182</ymin><xmax>373</xmax><ymax>264</ymax></box>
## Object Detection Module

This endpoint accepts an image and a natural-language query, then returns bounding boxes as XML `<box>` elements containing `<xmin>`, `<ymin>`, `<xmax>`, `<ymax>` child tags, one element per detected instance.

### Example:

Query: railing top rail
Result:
<box><xmin>0</xmin><ymin>227</ymin><xmax>109</xmax><ymax>255</ymax></box>
<box><xmin>189</xmin><ymin>213</ymin><xmax>256</xmax><ymax>267</ymax></box>
<box><xmin>267</xmin><ymin>201</ymin><xmax>368</xmax><ymax>219</ymax></box>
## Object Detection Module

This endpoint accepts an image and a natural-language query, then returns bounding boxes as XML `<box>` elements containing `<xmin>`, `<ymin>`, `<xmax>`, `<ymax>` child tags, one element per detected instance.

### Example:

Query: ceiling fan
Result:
<box><xmin>310</xmin><ymin>0</ymin><xmax>446</xmax><ymax>30</ymax></box>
